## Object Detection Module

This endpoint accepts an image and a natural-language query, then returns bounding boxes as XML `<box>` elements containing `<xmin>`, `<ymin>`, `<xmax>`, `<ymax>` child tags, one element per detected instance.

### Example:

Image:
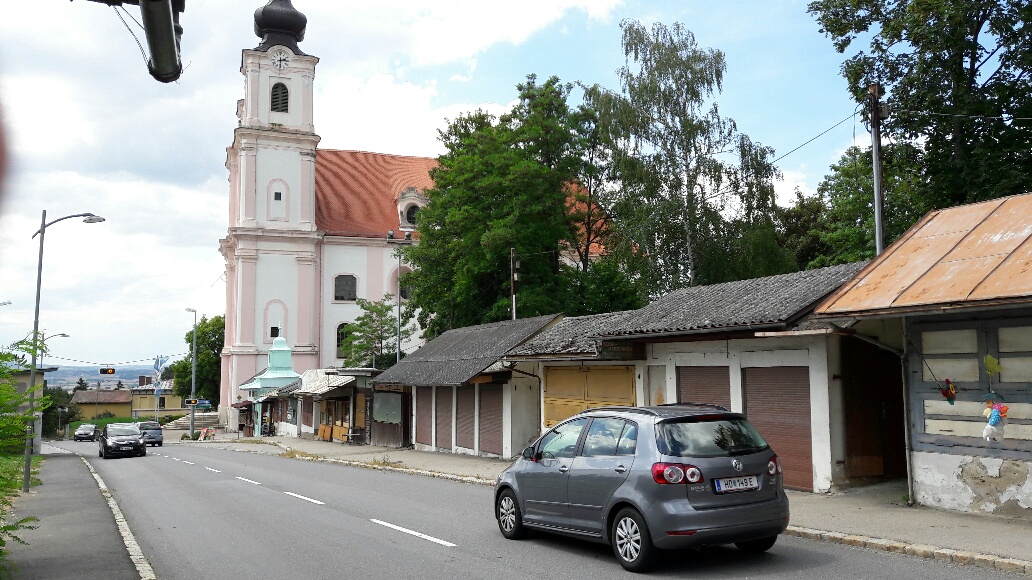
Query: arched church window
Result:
<box><xmin>336</xmin><ymin>323</ymin><xmax>353</xmax><ymax>359</ymax></box>
<box><xmin>334</xmin><ymin>275</ymin><xmax>357</xmax><ymax>301</ymax></box>
<box><xmin>271</xmin><ymin>82</ymin><xmax>289</xmax><ymax>113</ymax></box>
<box><xmin>404</xmin><ymin>205</ymin><xmax>419</xmax><ymax>227</ymax></box>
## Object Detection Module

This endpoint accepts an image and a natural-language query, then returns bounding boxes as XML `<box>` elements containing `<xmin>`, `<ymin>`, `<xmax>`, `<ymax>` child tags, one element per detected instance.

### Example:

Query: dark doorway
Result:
<box><xmin>842</xmin><ymin>336</ymin><xmax>907</xmax><ymax>481</ymax></box>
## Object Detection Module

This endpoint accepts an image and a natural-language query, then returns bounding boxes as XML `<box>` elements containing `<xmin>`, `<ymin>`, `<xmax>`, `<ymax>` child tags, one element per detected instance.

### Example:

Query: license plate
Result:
<box><xmin>714</xmin><ymin>475</ymin><xmax>758</xmax><ymax>493</ymax></box>
<box><xmin>120</xmin><ymin>446</ymin><xmax>134</xmax><ymax>451</ymax></box>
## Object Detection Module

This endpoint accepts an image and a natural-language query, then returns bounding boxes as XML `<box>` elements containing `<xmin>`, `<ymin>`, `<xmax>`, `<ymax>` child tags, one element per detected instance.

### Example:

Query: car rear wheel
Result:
<box><xmin>496</xmin><ymin>489</ymin><xmax>527</xmax><ymax>540</ymax></box>
<box><xmin>735</xmin><ymin>536</ymin><xmax>777</xmax><ymax>553</ymax></box>
<box><xmin>612</xmin><ymin>507</ymin><xmax>654</xmax><ymax>572</ymax></box>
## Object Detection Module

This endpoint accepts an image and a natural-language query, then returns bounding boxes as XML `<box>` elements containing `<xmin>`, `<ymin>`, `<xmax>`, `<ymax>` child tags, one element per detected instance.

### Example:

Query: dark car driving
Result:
<box><xmin>494</xmin><ymin>404</ymin><xmax>789</xmax><ymax>572</ymax></box>
<box><xmin>98</xmin><ymin>424</ymin><xmax>146</xmax><ymax>459</ymax></box>
<box><xmin>74</xmin><ymin>424</ymin><xmax>98</xmax><ymax>442</ymax></box>
<box><xmin>134</xmin><ymin>421</ymin><xmax>164</xmax><ymax>447</ymax></box>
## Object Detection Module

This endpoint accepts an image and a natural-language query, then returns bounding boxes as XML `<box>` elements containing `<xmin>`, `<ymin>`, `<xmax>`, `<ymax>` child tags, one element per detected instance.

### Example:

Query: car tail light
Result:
<box><xmin>652</xmin><ymin>463</ymin><xmax>703</xmax><ymax>484</ymax></box>
<box><xmin>768</xmin><ymin>455</ymin><xmax>782</xmax><ymax>475</ymax></box>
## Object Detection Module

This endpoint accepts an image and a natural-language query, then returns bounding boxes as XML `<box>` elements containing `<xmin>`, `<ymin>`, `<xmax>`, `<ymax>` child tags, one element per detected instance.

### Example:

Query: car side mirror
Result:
<box><xmin>522</xmin><ymin>446</ymin><xmax>537</xmax><ymax>462</ymax></box>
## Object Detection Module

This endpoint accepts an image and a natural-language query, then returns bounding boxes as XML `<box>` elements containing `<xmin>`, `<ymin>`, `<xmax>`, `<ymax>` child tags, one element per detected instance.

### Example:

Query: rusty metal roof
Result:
<box><xmin>815</xmin><ymin>193</ymin><xmax>1032</xmax><ymax>319</ymax></box>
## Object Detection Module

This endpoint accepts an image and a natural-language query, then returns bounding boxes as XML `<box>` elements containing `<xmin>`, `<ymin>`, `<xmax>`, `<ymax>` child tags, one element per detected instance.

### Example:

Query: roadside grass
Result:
<box><xmin>280</xmin><ymin>449</ymin><xmax>321</xmax><ymax>460</ymax></box>
<box><xmin>0</xmin><ymin>453</ymin><xmax>41</xmax><ymax>576</ymax></box>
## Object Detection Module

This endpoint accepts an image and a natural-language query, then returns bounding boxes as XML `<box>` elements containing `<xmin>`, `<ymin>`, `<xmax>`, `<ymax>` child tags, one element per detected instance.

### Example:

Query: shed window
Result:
<box><xmin>271</xmin><ymin>82</ymin><xmax>289</xmax><ymax>113</ymax></box>
<box><xmin>334</xmin><ymin>275</ymin><xmax>357</xmax><ymax>301</ymax></box>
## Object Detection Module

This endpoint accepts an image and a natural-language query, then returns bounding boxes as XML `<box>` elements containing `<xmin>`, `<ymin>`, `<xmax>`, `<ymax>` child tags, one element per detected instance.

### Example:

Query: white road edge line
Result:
<box><xmin>369</xmin><ymin>519</ymin><xmax>456</xmax><ymax>547</ymax></box>
<box><xmin>78</xmin><ymin>455</ymin><xmax>157</xmax><ymax>580</ymax></box>
<box><xmin>205</xmin><ymin>467</ymin><xmax>221</xmax><ymax>473</ymax></box>
<box><xmin>236</xmin><ymin>476</ymin><xmax>261</xmax><ymax>485</ymax></box>
<box><xmin>182</xmin><ymin>461</ymin><xmax>195</xmax><ymax>465</ymax></box>
<box><xmin>284</xmin><ymin>492</ymin><xmax>325</xmax><ymax>505</ymax></box>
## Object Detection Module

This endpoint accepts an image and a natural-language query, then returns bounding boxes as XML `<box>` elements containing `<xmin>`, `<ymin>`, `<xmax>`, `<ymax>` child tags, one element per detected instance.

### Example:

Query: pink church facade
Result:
<box><xmin>219</xmin><ymin>1</ymin><xmax>431</xmax><ymax>429</ymax></box>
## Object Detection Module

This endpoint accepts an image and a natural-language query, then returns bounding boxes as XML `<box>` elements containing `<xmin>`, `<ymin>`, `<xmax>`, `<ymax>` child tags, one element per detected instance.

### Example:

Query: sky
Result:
<box><xmin>0</xmin><ymin>0</ymin><xmax>864</xmax><ymax>369</ymax></box>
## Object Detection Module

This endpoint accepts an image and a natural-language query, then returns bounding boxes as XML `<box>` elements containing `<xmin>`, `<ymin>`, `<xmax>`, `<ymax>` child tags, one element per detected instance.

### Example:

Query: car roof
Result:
<box><xmin>579</xmin><ymin>403</ymin><xmax>743</xmax><ymax>421</ymax></box>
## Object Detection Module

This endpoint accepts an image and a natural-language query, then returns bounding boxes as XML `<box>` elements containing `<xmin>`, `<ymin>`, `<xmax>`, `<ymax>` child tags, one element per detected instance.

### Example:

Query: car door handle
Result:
<box><xmin>558</xmin><ymin>464</ymin><xmax>569</xmax><ymax>473</ymax></box>
<box><xmin>615</xmin><ymin>465</ymin><xmax>627</xmax><ymax>474</ymax></box>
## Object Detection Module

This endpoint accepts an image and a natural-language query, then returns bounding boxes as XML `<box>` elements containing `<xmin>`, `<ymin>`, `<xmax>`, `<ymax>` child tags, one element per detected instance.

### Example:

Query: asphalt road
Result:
<box><xmin>21</xmin><ymin>441</ymin><xmax>1028</xmax><ymax>580</ymax></box>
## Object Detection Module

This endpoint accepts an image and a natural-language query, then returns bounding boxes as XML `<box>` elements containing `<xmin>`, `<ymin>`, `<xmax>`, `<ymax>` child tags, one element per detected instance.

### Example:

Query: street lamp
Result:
<box><xmin>186</xmin><ymin>308</ymin><xmax>198</xmax><ymax>438</ymax></box>
<box><xmin>23</xmin><ymin>210</ymin><xmax>105</xmax><ymax>492</ymax></box>
<box><xmin>386</xmin><ymin>230</ymin><xmax>412</xmax><ymax>364</ymax></box>
<box><xmin>0</xmin><ymin>301</ymin><xmax>11</xmax><ymax>306</ymax></box>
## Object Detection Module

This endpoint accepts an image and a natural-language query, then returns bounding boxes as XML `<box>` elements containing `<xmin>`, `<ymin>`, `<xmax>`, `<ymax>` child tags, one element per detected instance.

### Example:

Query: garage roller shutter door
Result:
<box><xmin>543</xmin><ymin>366</ymin><xmax>635</xmax><ymax>427</ymax></box>
<box><xmin>744</xmin><ymin>367</ymin><xmax>813</xmax><ymax>491</ymax></box>
<box><xmin>435</xmin><ymin>387</ymin><xmax>453</xmax><ymax>450</ymax></box>
<box><xmin>415</xmin><ymin>387</ymin><xmax>432</xmax><ymax>446</ymax></box>
<box><xmin>479</xmin><ymin>385</ymin><xmax>503</xmax><ymax>455</ymax></box>
<box><xmin>676</xmin><ymin>366</ymin><xmax>731</xmax><ymax>409</ymax></box>
<box><xmin>456</xmin><ymin>386</ymin><xmax>475</xmax><ymax>449</ymax></box>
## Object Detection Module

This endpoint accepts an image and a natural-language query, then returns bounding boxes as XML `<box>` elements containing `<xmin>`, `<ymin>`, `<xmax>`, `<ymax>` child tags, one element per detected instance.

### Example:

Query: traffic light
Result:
<box><xmin>99</xmin><ymin>368</ymin><xmax>116</xmax><ymax>375</ymax></box>
<box><xmin>185</xmin><ymin>398</ymin><xmax>198</xmax><ymax>406</ymax></box>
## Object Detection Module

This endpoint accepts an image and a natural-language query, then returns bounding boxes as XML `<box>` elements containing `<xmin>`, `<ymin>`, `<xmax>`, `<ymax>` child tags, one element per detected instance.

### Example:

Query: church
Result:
<box><xmin>218</xmin><ymin>0</ymin><xmax>432</xmax><ymax>429</ymax></box>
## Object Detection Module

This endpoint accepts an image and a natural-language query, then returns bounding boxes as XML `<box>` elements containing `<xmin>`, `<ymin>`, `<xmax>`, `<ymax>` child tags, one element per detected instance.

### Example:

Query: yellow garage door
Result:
<box><xmin>543</xmin><ymin>366</ymin><xmax>636</xmax><ymax>427</ymax></box>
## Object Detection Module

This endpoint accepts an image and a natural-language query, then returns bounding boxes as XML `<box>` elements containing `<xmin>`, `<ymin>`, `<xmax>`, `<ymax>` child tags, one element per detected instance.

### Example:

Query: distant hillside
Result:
<box><xmin>45</xmin><ymin>365</ymin><xmax>159</xmax><ymax>389</ymax></box>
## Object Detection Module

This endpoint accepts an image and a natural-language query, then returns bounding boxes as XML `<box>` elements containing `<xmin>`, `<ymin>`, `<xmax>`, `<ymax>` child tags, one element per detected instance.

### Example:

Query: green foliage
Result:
<box><xmin>808</xmin><ymin>0</ymin><xmax>1032</xmax><ymax>209</ymax></box>
<box><xmin>339</xmin><ymin>293</ymin><xmax>416</xmax><ymax>369</ymax></box>
<box><xmin>585</xmin><ymin>20</ymin><xmax>794</xmax><ymax>295</ymax></box>
<box><xmin>0</xmin><ymin>338</ymin><xmax>51</xmax><ymax>455</ymax></box>
<box><xmin>40</xmin><ymin>386</ymin><xmax>78</xmax><ymax>437</ymax></box>
<box><xmin>170</xmin><ymin>315</ymin><xmax>225</xmax><ymax>407</ymax></box>
<box><xmin>407</xmin><ymin>74</ymin><xmax>640</xmax><ymax>338</ymax></box>
<box><xmin>0</xmin><ymin>453</ymin><xmax>40</xmax><ymax>570</ymax></box>
<box><xmin>73</xmin><ymin>378</ymin><xmax>87</xmax><ymax>391</ymax></box>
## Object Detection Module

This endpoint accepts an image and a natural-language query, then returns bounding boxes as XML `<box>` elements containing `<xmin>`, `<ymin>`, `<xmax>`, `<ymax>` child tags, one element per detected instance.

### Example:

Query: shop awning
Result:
<box><xmin>230</xmin><ymin>401</ymin><xmax>253</xmax><ymax>408</ymax></box>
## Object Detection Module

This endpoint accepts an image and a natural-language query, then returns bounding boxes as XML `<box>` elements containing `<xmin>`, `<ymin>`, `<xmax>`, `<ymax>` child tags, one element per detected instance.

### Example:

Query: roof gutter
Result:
<box><xmin>590</xmin><ymin>322</ymin><xmax>786</xmax><ymax>342</ymax></box>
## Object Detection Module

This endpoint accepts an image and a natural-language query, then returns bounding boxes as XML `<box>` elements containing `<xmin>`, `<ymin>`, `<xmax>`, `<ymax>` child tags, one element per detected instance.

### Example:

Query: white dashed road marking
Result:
<box><xmin>205</xmin><ymin>467</ymin><xmax>221</xmax><ymax>473</ymax></box>
<box><xmin>370</xmin><ymin>519</ymin><xmax>456</xmax><ymax>547</ymax></box>
<box><xmin>284</xmin><ymin>492</ymin><xmax>325</xmax><ymax>505</ymax></box>
<box><xmin>182</xmin><ymin>461</ymin><xmax>194</xmax><ymax>465</ymax></box>
<box><xmin>236</xmin><ymin>477</ymin><xmax>262</xmax><ymax>485</ymax></box>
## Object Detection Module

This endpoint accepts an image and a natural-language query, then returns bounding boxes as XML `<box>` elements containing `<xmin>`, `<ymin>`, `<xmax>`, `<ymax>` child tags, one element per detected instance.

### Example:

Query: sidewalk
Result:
<box><xmin>178</xmin><ymin>430</ymin><xmax>1032</xmax><ymax>575</ymax></box>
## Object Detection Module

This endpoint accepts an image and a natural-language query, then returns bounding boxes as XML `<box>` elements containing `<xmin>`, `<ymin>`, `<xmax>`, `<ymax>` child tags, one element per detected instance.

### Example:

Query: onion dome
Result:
<box><xmin>254</xmin><ymin>0</ymin><xmax>307</xmax><ymax>55</ymax></box>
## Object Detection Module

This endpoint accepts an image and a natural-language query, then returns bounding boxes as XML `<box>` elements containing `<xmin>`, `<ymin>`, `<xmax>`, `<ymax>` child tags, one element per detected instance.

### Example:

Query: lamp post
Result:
<box><xmin>186</xmin><ymin>308</ymin><xmax>198</xmax><ymax>439</ymax></box>
<box><xmin>386</xmin><ymin>230</ymin><xmax>412</xmax><ymax>364</ymax></box>
<box><xmin>23</xmin><ymin>210</ymin><xmax>105</xmax><ymax>492</ymax></box>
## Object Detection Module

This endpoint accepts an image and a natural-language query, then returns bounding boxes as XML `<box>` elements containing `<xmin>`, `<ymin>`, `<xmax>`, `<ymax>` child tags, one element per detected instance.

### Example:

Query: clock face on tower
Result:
<box><xmin>271</xmin><ymin>49</ymin><xmax>290</xmax><ymax>70</ymax></box>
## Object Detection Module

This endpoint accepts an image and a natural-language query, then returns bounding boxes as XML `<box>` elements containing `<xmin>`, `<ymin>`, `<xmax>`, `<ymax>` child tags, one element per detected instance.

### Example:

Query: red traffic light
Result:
<box><xmin>99</xmin><ymin>368</ymin><xmax>116</xmax><ymax>375</ymax></box>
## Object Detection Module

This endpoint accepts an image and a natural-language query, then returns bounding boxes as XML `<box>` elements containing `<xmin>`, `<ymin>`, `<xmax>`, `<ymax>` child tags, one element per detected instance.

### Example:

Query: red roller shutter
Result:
<box><xmin>744</xmin><ymin>367</ymin><xmax>813</xmax><ymax>491</ymax></box>
<box><xmin>479</xmin><ymin>385</ymin><xmax>503</xmax><ymax>455</ymax></box>
<box><xmin>416</xmin><ymin>387</ymin><xmax>432</xmax><ymax>445</ymax></box>
<box><xmin>435</xmin><ymin>387</ymin><xmax>453</xmax><ymax>450</ymax></box>
<box><xmin>676</xmin><ymin>366</ymin><xmax>731</xmax><ymax>409</ymax></box>
<box><xmin>456</xmin><ymin>386</ymin><xmax>475</xmax><ymax>449</ymax></box>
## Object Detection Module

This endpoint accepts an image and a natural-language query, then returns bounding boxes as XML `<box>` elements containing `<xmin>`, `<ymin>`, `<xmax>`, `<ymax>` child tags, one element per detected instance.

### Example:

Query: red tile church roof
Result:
<box><xmin>314</xmin><ymin>149</ymin><xmax>436</xmax><ymax>238</ymax></box>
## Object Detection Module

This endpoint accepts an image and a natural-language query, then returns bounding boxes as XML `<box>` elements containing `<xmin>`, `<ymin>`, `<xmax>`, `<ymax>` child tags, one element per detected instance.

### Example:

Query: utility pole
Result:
<box><xmin>869</xmin><ymin>83</ymin><xmax>886</xmax><ymax>256</ymax></box>
<box><xmin>510</xmin><ymin>247</ymin><xmax>518</xmax><ymax>320</ymax></box>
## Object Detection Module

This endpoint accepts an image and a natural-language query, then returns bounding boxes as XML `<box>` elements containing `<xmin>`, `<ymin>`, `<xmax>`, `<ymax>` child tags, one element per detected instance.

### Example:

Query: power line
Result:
<box><xmin>774</xmin><ymin>111</ymin><xmax>859</xmax><ymax>164</ymax></box>
<box><xmin>48</xmin><ymin>353</ymin><xmax>189</xmax><ymax>367</ymax></box>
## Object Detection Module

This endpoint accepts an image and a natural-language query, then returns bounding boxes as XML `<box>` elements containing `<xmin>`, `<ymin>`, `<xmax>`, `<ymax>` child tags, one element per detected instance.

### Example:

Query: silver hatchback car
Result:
<box><xmin>494</xmin><ymin>404</ymin><xmax>789</xmax><ymax>572</ymax></box>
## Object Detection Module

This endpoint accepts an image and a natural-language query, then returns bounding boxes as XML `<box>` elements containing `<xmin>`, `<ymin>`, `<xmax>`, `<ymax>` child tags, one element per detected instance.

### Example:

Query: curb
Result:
<box><xmin>785</xmin><ymin>527</ymin><xmax>1032</xmax><ymax>576</ymax></box>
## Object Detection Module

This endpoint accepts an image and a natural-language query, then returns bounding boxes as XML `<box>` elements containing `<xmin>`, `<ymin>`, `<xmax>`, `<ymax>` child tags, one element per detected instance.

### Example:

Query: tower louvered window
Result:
<box><xmin>271</xmin><ymin>82</ymin><xmax>289</xmax><ymax>113</ymax></box>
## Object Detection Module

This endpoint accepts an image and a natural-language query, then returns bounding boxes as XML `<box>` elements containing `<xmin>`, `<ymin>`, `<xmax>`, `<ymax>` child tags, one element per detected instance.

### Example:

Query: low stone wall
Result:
<box><xmin>913</xmin><ymin>451</ymin><xmax>1032</xmax><ymax>516</ymax></box>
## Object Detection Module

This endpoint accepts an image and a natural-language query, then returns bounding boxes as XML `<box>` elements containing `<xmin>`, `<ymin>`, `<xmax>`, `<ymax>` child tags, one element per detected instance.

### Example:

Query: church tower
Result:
<box><xmin>220</xmin><ymin>0</ymin><xmax>321</xmax><ymax>427</ymax></box>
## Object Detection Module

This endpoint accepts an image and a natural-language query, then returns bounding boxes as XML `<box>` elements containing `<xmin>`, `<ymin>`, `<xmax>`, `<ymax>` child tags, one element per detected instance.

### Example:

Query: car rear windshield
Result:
<box><xmin>656</xmin><ymin>418</ymin><xmax>769</xmax><ymax>458</ymax></box>
<box><xmin>139</xmin><ymin>423</ymin><xmax>160</xmax><ymax>430</ymax></box>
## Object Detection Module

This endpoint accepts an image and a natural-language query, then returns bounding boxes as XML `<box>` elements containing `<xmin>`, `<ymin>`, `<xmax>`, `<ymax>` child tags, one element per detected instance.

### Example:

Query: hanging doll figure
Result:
<box><xmin>982</xmin><ymin>402</ymin><xmax>1009</xmax><ymax>442</ymax></box>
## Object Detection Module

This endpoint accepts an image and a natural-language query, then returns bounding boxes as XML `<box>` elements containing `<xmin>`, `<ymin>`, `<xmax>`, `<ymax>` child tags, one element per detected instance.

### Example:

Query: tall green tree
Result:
<box><xmin>168</xmin><ymin>315</ymin><xmax>224</xmax><ymax>407</ymax></box>
<box><xmin>339</xmin><ymin>293</ymin><xmax>416</xmax><ymax>369</ymax></box>
<box><xmin>74</xmin><ymin>377</ymin><xmax>88</xmax><ymax>391</ymax></box>
<box><xmin>0</xmin><ymin>339</ymin><xmax>50</xmax><ymax>454</ymax></box>
<box><xmin>808</xmin><ymin>0</ymin><xmax>1032</xmax><ymax>209</ymax></box>
<box><xmin>407</xmin><ymin>75</ymin><xmax>641</xmax><ymax>338</ymax></box>
<box><xmin>585</xmin><ymin>20</ymin><xmax>793</xmax><ymax>295</ymax></box>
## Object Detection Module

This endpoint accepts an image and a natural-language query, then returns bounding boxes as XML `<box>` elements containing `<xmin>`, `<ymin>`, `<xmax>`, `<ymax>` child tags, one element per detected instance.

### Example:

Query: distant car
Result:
<box><xmin>134</xmin><ymin>421</ymin><xmax>163</xmax><ymax>447</ymax></box>
<box><xmin>98</xmin><ymin>424</ymin><xmax>146</xmax><ymax>459</ymax></box>
<box><xmin>74</xmin><ymin>424</ymin><xmax>98</xmax><ymax>442</ymax></box>
<box><xmin>494</xmin><ymin>404</ymin><xmax>789</xmax><ymax>572</ymax></box>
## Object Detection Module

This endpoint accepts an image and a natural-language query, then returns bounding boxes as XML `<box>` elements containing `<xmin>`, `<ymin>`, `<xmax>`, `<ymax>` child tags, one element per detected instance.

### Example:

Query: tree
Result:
<box><xmin>808</xmin><ymin>0</ymin><xmax>1032</xmax><ymax>209</ymax></box>
<box><xmin>338</xmin><ymin>294</ymin><xmax>416</xmax><ymax>369</ymax></box>
<box><xmin>407</xmin><ymin>75</ymin><xmax>641</xmax><ymax>338</ymax></box>
<box><xmin>40</xmin><ymin>385</ymin><xmax>77</xmax><ymax>437</ymax></box>
<box><xmin>74</xmin><ymin>377</ymin><xmax>88</xmax><ymax>391</ymax></box>
<box><xmin>115</xmin><ymin>380</ymin><xmax>123</xmax><ymax>389</ymax></box>
<box><xmin>807</xmin><ymin>144</ymin><xmax>926</xmax><ymax>268</ymax></box>
<box><xmin>585</xmin><ymin>20</ymin><xmax>793</xmax><ymax>295</ymax></box>
<box><xmin>169</xmin><ymin>315</ymin><xmax>224</xmax><ymax>407</ymax></box>
<box><xmin>776</xmin><ymin>188</ymin><xmax>832</xmax><ymax>271</ymax></box>
<box><xmin>0</xmin><ymin>339</ymin><xmax>49</xmax><ymax>454</ymax></box>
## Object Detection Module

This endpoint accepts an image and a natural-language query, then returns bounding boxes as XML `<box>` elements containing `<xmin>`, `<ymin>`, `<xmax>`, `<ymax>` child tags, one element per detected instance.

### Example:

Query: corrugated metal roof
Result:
<box><xmin>816</xmin><ymin>193</ymin><xmax>1032</xmax><ymax>318</ymax></box>
<box><xmin>596</xmin><ymin>262</ymin><xmax>867</xmax><ymax>338</ymax></box>
<box><xmin>374</xmin><ymin>315</ymin><xmax>559</xmax><ymax>386</ymax></box>
<box><xmin>506</xmin><ymin>311</ymin><xmax>636</xmax><ymax>357</ymax></box>
<box><xmin>315</xmin><ymin>149</ymin><xmax>436</xmax><ymax>238</ymax></box>
<box><xmin>293</xmin><ymin>369</ymin><xmax>356</xmax><ymax>395</ymax></box>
